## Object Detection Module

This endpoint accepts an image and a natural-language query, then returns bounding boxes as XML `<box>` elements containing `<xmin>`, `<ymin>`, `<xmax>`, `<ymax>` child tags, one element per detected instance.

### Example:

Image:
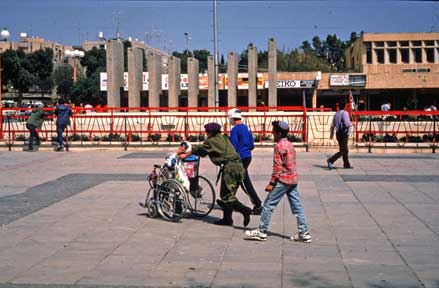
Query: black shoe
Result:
<box><xmin>214</xmin><ymin>199</ymin><xmax>233</xmax><ymax>226</ymax></box>
<box><xmin>252</xmin><ymin>206</ymin><xmax>263</xmax><ymax>215</ymax></box>
<box><xmin>344</xmin><ymin>166</ymin><xmax>354</xmax><ymax>169</ymax></box>
<box><xmin>232</xmin><ymin>201</ymin><xmax>252</xmax><ymax>227</ymax></box>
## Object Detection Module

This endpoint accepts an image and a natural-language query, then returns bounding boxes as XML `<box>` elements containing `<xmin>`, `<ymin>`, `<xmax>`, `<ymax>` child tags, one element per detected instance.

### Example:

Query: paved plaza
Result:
<box><xmin>0</xmin><ymin>148</ymin><xmax>438</xmax><ymax>288</ymax></box>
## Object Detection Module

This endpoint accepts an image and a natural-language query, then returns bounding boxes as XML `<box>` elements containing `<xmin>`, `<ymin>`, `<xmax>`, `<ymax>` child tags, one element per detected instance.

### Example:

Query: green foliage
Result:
<box><xmin>131</xmin><ymin>134</ymin><xmax>141</xmax><ymax>142</ymax></box>
<box><xmin>53</xmin><ymin>65</ymin><xmax>74</xmax><ymax>99</ymax></box>
<box><xmin>148</xmin><ymin>133</ymin><xmax>161</xmax><ymax>142</ymax></box>
<box><xmin>102</xmin><ymin>133</ymin><xmax>125</xmax><ymax>142</ymax></box>
<box><xmin>71</xmin><ymin>69</ymin><xmax>105</xmax><ymax>105</ymax></box>
<box><xmin>79</xmin><ymin>47</ymin><xmax>106</xmax><ymax>77</ymax></box>
<box><xmin>193</xmin><ymin>50</ymin><xmax>211</xmax><ymax>73</ymax></box>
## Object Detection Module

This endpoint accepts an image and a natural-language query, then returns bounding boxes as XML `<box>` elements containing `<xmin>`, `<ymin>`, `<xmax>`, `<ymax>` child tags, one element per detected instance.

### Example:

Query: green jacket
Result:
<box><xmin>192</xmin><ymin>134</ymin><xmax>243</xmax><ymax>200</ymax></box>
<box><xmin>191</xmin><ymin>133</ymin><xmax>241</xmax><ymax>166</ymax></box>
<box><xmin>26</xmin><ymin>108</ymin><xmax>45</xmax><ymax>129</ymax></box>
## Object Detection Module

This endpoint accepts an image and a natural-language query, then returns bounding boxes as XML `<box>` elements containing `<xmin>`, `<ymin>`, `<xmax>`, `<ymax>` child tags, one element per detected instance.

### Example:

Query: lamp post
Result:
<box><xmin>0</xmin><ymin>28</ymin><xmax>10</xmax><ymax>140</ymax></box>
<box><xmin>184</xmin><ymin>32</ymin><xmax>191</xmax><ymax>55</ymax></box>
<box><xmin>64</xmin><ymin>49</ymin><xmax>85</xmax><ymax>82</ymax></box>
<box><xmin>0</xmin><ymin>28</ymin><xmax>11</xmax><ymax>109</ymax></box>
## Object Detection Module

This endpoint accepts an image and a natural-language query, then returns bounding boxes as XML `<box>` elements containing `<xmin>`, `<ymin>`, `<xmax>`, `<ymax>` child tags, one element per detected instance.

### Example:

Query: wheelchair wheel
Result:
<box><xmin>187</xmin><ymin>176</ymin><xmax>215</xmax><ymax>217</ymax></box>
<box><xmin>157</xmin><ymin>179</ymin><xmax>187</xmax><ymax>222</ymax></box>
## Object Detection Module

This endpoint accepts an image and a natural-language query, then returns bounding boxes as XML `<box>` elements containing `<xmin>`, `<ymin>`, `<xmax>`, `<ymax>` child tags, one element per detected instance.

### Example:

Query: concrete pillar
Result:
<box><xmin>147</xmin><ymin>52</ymin><xmax>162</xmax><ymax>108</ymax></box>
<box><xmin>188</xmin><ymin>57</ymin><xmax>199</xmax><ymax>108</ymax></box>
<box><xmin>268</xmin><ymin>38</ymin><xmax>277</xmax><ymax>108</ymax></box>
<box><xmin>168</xmin><ymin>56</ymin><xmax>181</xmax><ymax>108</ymax></box>
<box><xmin>106</xmin><ymin>39</ymin><xmax>124</xmax><ymax>107</ymax></box>
<box><xmin>248</xmin><ymin>44</ymin><xmax>258</xmax><ymax>108</ymax></box>
<box><xmin>207</xmin><ymin>55</ymin><xmax>215</xmax><ymax>110</ymax></box>
<box><xmin>227</xmin><ymin>52</ymin><xmax>238</xmax><ymax>107</ymax></box>
<box><xmin>409</xmin><ymin>48</ymin><xmax>414</xmax><ymax>64</ymax></box>
<box><xmin>422</xmin><ymin>46</ymin><xmax>427</xmax><ymax>63</ymax></box>
<box><xmin>371</xmin><ymin>42</ymin><xmax>377</xmax><ymax>64</ymax></box>
<box><xmin>434</xmin><ymin>47</ymin><xmax>439</xmax><ymax>63</ymax></box>
<box><xmin>127</xmin><ymin>47</ymin><xmax>143</xmax><ymax>108</ymax></box>
<box><xmin>396</xmin><ymin>48</ymin><xmax>402</xmax><ymax>64</ymax></box>
<box><xmin>312</xmin><ymin>89</ymin><xmax>317</xmax><ymax>109</ymax></box>
<box><xmin>384</xmin><ymin>49</ymin><xmax>389</xmax><ymax>64</ymax></box>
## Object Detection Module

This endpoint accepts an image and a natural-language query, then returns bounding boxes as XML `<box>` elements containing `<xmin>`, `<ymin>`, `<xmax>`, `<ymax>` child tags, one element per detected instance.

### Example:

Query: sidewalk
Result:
<box><xmin>0</xmin><ymin>150</ymin><xmax>438</xmax><ymax>288</ymax></box>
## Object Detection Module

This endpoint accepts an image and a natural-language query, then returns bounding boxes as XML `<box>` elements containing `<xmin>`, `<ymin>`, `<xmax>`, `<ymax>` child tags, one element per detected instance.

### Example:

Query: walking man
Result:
<box><xmin>54</xmin><ymin>99</ymin><xmax>72</xmax><ymax>151</ymax></box>
<box><xmin>228</xmin><ymin>108</ymin><xmax>263</xmax><ymax>215</ymax></box>
<box><xmin>177</xmin><ymin>123</ymin><xmax>252</xmax><ymax>227</ymax></box>
<box><xmin>327</xmin><ymin>97</ymin><xmax>352</xmax><ymax>169</ymax></box>
<box><xmin>244</xmin><ymin>121</ymin><xmax>311</xmax><ymax>242</ymax></box>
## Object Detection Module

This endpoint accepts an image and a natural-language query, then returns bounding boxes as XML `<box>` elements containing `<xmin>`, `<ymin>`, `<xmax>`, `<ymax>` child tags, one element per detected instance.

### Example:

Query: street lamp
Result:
<box><xmin>0</xmin><ymin>28</ymin><xmax>11</xmax><ymax>109</ymax></box>
<box><xmin>64</xmin><ymin>49</ymin><xmax>84</xmax><ymax>82</ymax></box>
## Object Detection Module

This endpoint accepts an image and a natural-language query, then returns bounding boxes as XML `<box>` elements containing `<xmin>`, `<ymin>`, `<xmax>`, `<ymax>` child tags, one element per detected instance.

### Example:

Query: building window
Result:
<box><xmin>424</xmin><ymin>40</ymin><xmax>435</xmax><ymax>46</ymax></box>
<box><xmin>401</xmin><ymin>49</ymin><xmax>410</xmax><ymax>63</ymax></box>
<box><xmin>375</xmin><ymin>41</ymin><xmax>384</xmax><ymax>48</ymax></box>
<box><xmin>411</xmin><ymin>41</ymin><xmax>422</xmax><ymax>47</ymax></box>
<box><xmin>388</xmin><ymin>49</ymin><xmax>397</xmax><ymax>63</ymax></box>
<box><xmin>426</xmin><ymin>48</ymin><xmax>435</xmax><ymax>63</ymax></box>
<box><xmin>400</xmin><ymin>41</ymin><xmax>409</xmax><ymax>47</ymax></box>
<box><xmin>375</xmin><ymin>49</ymin><xmax>384</xmax><ymax>64</ymax></box>
<box><xmin>365</xmin><ymin>42</ymin><xmax>372</xmax><ymax>64</ymax></box>
<box><xmin>413</xmin><ymin>48</ymin><xmax>422</xmax><ymax>63</ymax></box>
<box><xmin>387</xmin><ymin>41</ymin><xmax>397</xmax><ymax>47</ymax></box>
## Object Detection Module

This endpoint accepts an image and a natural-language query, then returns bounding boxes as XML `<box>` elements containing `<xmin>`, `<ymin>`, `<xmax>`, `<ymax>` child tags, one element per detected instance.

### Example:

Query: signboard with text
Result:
<box><xmin>329</xmin><ymin>75</ymin><xmax>350</xmax><ymax>86</ymax></box>
<box><xmin>264</xmin><ymin>80</ymin><xmax>316</xmax><ymax>89</ymax></box>
<box><xmin>100</xmin><ymin>72</ymin><xmax>208</xmax><ymax>91</ymax></box>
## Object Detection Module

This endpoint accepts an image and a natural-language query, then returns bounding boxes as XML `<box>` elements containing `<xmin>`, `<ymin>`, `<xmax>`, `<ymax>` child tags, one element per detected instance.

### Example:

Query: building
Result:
<box><xmin>343</xmin><ymin>32</ymin><xmax>439</xmax><ymax>110</ymax></box>
<box><xmin>0</xmin><ymin>33</ymin><xmax>72</xmax><ymax>65</ymax></box>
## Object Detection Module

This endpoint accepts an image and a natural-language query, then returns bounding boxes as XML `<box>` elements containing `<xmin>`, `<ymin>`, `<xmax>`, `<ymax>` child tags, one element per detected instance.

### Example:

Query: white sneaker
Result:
<box><xmin>291</xmin><ymin>231</ymin><xmax>312</xmax><ymax>243</ymax></box>
<box><xmin>244</xmin><ymin>229</ymin><xmax>267</xmax><ymax>241</ymax></box>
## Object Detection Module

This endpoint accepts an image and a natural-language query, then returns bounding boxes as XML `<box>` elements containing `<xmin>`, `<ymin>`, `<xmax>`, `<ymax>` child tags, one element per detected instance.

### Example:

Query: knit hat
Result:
<box><xmin>204</xmin><ymin>122</ymin><xmax>222</xmax><ymax>133</ymax></box>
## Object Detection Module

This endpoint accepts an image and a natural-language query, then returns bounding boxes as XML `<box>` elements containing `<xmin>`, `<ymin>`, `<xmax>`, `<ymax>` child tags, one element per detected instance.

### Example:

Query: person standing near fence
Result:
<box><xmin>228</xmin><ymin>108</ymin><xmax>263</xmax><ymax>215</ymax></box>
<box><xmin>25</xmin><ymin>104</ymin><xmax>45</xmax><ymax>152</ymax></box>
<box><xmin>54</xmin><ymin>99</ymin><xmax>72</xmax><ymax>152</ymax></box>
<box><xmin>327</xmin><ymin>97</ymin><xmax>352</xmax><ymax>170</ymax></box>
<box><xmin>177</xmin><ymin>122</ymin><xmax>252</xmax><ymax>227</ymax></box>
<box><xmin>244</xmin><ymin>121</ymin><xmax>311</xmax><ymax>242</ymax></box>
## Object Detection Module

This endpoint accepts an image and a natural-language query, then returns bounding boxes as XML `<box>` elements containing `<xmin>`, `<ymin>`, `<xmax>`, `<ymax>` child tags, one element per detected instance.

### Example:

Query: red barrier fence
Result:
<box><xmin>0</xmin><ymin>106</ymin><xmax>307</xmax><ymax>149</ymax></box>
<box><xmin>1</xmin><ymin>106</ymin><xmax>438</xmax><ymax>152</ymax></box>
<box><xmin>351</xmin><ymin>110</ymin><xmax>439</xmax><ymax>153</ymax></box>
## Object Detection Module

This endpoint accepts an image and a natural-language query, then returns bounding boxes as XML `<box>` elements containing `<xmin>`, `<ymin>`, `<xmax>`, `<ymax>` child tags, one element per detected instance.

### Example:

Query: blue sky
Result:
<box><xmin>1</xmin><ymin>0</ymin><xmax>437</xmax><ymax>55</ymax></box>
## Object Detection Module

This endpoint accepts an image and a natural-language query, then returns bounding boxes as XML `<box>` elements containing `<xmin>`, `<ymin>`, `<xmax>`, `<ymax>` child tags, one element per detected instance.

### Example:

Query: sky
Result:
<box><xmin>1</xmin><ymin>0</ymin><xmax>437</xmax><ymax>55</ymax></box>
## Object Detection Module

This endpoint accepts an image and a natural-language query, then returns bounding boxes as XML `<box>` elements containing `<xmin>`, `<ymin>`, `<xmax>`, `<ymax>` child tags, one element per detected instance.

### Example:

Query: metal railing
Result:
<box><xmin>1</xmin><ymin>106</ymin><xmax>438</xmax><ymax>153</ymax></box>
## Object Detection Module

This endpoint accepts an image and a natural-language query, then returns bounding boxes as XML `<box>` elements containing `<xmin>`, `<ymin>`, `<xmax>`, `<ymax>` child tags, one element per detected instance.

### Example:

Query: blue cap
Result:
<box><xmin>204</xmin><ymin>122</ymin><xmax>221</xmax><ymax>132</ymax></box>
<box><xmin>278</xmin><ymin>121</ymin><xmax>289</xmax><ymax>131</ymax></box>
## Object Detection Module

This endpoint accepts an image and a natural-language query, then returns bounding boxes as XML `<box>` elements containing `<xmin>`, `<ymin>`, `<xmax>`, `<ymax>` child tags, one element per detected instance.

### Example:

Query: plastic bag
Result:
<box><xmin>175</xmin><ymin>160</ymin><xmax>190</xmax><ymax>191</ymax></box>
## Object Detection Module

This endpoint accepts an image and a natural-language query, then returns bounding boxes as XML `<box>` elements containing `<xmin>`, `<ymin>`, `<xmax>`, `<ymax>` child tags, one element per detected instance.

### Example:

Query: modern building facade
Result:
<box><xmin>343</xmin><ymin>32</ymin><xmax>439</xmax><ymax>110</ymax></box>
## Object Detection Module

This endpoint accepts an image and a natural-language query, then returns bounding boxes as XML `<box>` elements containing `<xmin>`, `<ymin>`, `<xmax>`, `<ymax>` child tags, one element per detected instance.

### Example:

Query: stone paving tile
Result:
<box><xmin>0</xmin><ymin>150</ymin><xmax>437</xmax><ymax>287</ymax></box>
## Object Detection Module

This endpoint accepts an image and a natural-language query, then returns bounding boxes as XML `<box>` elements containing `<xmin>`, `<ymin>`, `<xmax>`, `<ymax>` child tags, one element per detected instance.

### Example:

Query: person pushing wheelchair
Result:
<box><xmin>177</xmin><ymin>122</ymin><xmax>252</xmax><ymax>227</ymax></box>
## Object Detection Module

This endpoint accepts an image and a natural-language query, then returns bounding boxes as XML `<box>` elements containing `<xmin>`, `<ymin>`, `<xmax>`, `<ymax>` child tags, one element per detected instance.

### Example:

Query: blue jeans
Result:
<box><xmin>26</xmin><ymin>123</ymin><xmax>37</xmax><ymax>149</ymax></box>
<box><xmin>57</xmin><ymin>123</ymin><xmax>67</xmax><ymax>147</ymax></box>
<box><xmin>259</xmin><ymin>182</ymin><xmax>309</xmax><ymax>234</ymax></box>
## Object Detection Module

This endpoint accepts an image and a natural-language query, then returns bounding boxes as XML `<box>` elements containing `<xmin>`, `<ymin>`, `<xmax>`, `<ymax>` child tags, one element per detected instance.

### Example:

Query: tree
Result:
<box><xmin>71</xmin><ymin>68</ymin><xmax>105</xmax><ymax>105</ymax></box>
<box><xmin>193</xmin><ymin>49</ymin><xmax>211</xmax><ymax>73</ymax></box>
<box><xmin>300</xmin><ymin>41</ymin><xmax>313</xmax><ymax>53</ymax></box>
<box><xmin>219</xmin><ymin>54</ymin><xmax>226</xmax><ymax>73</ymax></box>
<box><xmin>1</xmin><ymin>49</ymin><xmax>20</xmax><ymax>88</ymax></box>
<box><xmin>238</xmin><ymin>49</ymin><xmax>248</xmax><ymax>72</ymax></box>
<box><xmin>30</xmin><ymin>48</ymin><xmax>54</xmax><ymax>97</ymax></box>
<box><xmin>80</xmin><ymin>47</ymin><xmax>106</xmax><ymax>77</ymax></box>
<box><xmin>53</xmin><ymin>65</ymin><xmax>74</xmax><ymax>99</ymax></box>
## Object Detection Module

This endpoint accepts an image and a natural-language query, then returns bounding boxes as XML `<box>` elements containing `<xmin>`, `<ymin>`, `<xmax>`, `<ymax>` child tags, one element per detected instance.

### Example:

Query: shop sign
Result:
<box><xmin>330</xmin><ymin>75</ymin><xmax>350</xmax><ymax>86</ymax></box>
